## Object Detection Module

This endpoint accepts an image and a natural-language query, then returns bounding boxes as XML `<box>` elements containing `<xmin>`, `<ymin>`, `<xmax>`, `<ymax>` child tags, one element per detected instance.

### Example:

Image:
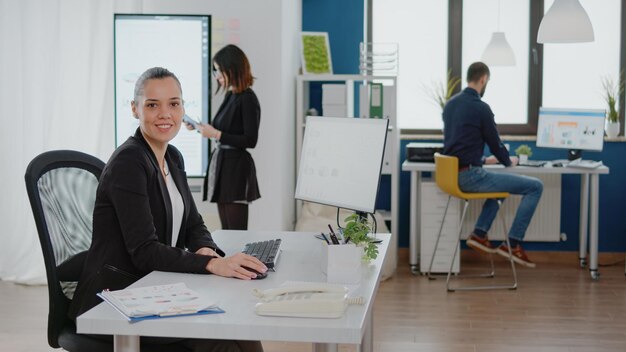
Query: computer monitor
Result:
<box><xmin>537</xmin><ymin>107</ymin><xmax>606</xmax><ymax>160</ymax></box>
<box><xmin>295</xmin><ymin>116</ymin><xmax>389</xmax><ymax>214</ymax></box>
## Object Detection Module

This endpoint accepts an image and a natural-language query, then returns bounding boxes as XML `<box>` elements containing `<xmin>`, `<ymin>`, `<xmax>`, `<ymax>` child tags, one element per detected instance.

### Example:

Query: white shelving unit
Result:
<box><xmin>295</xmin><ymin>74</ymin><xmax>399</xmax><ymax>241</ymax></box>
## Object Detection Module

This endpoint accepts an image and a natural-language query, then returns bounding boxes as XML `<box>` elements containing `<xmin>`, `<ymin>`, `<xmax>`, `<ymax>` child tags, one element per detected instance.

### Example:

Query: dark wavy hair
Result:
<box><xmin>213</xmin><ymin>44</ymin><xmax>254</xmax><ymax>94</ymax></box>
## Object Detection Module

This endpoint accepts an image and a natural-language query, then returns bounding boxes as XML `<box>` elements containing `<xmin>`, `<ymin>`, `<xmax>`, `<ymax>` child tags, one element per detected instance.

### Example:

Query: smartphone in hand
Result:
<box><xmin>183</xmin><ymin>114</ymin><xmax>201</xmax><ymax>130</ymax></box>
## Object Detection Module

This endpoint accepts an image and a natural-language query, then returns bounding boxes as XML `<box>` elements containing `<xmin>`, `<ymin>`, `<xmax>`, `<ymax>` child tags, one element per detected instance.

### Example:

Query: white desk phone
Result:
<box><xmin>252</xmin><ymin>283</ymin><xmax>365</xmax><ymax>318</ymax></box>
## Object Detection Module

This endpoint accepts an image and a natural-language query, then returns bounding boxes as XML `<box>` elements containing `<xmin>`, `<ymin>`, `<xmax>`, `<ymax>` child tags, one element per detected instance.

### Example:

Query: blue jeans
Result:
<box><xmin>458</xmin><ymin>167</ymin><xmax>543</xmax><ymax>241</ymax></box>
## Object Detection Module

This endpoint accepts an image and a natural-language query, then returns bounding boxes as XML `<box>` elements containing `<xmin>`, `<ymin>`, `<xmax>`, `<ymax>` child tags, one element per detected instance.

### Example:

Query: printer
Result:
<box><xmin>406</xmin><ymin>142</ymin><xmax>444</xmax><ymax>162</ymax></box>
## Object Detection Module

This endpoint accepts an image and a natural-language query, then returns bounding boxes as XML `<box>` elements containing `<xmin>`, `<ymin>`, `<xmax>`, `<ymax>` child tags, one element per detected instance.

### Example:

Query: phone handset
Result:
<box><xmin>252</xmin><ymin>283</ymin><xmax>347</xmax><ymax>302</ymax></box>
<box><xmin>252</xmin><ymin>283</ymin><xmax>364</xmax><ymax>318</ymax></box>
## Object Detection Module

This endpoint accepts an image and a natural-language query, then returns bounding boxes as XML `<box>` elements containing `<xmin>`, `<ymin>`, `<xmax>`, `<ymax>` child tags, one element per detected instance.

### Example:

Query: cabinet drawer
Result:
<box><xmin>421</xmin><ymin>215</ymin><xmax>459</xmax><ymax>229</ymax></box>
<box><xmin>421</xmin><ymin>226</ymin><xmax>459</xmax><ymax>239</ymax></box>
<box><xmin>421</xmin><ymin>203</ymin><xmax>460</xmax><ymax>216</ymax></box>
<box><xmin>420</xmin><ymin>229</ymin><xmax>459</xmax><ymax>243</ymax></box>
<box><xmin>420</xmin><ymin>184</ymin><xmax>449</xmax><ymax>199</ymax></box>
<box><xmin>420</xmin><ymin>240</ymin><xmax>459</xmax><ymax>256</ymax></box>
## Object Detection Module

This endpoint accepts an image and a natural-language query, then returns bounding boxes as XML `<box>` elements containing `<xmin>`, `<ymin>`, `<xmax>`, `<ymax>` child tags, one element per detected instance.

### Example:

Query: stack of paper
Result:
<box><xmin>98</xmin><ymin>282</ymin><xmax>224</xmax><ymax>322</ymax></box>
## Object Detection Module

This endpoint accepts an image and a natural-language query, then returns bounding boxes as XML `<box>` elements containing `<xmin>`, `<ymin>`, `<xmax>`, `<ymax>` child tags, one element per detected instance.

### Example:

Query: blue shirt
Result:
<box><xmin>442</xmin><ymin>87</ymin><xmax>510</xmax><ymax>167</ymax></box>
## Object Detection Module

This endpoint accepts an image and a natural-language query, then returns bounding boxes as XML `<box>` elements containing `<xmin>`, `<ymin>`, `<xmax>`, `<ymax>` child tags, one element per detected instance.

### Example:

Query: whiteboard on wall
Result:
<box><xmin>114</xmin><ymin>14</ymin><xmax>211</xmax><ymax>177</ymax></box>
<box><xmin>295</xmin><ymin>116</ymin><xmax>388</xmax><ymax>213</ymax></box>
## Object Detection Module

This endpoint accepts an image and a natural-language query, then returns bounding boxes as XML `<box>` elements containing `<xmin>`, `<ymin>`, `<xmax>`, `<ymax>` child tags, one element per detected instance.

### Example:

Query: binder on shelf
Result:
<box><xmin>97</xmin><ymin>282</ymin><xmax>224</xmax><ymax>322</ymax></box>
<box><xmin>369</xmin><ymin>83</ymin><xmax>383</xmax><ymax>119</ymax></box>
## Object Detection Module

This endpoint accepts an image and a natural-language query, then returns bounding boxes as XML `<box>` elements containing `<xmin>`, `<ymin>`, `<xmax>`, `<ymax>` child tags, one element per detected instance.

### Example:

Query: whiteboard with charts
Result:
<box><xmin>114</xmin><ymin>14</ymin><xmax>211</xmax><ymax>177</ymax></box>
<box><xmin>295</xmin><ymin>116</ymin><xmax>388</xmax><ymax>213</ymax></box>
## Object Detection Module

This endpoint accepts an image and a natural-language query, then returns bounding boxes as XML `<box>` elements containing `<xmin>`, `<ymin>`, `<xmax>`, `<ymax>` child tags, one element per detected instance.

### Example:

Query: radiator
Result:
<box><xmin>460</xmin><ymin>174</ymin><xmax>561</xmax><ymax>242</ymax></box>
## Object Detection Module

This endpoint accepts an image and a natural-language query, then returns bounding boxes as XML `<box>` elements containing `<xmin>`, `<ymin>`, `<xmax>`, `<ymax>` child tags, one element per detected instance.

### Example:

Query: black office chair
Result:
<box><xmin>25</xmin><ymin>150</ymin><xmax>189</xmax><ymax>352</ymax></box>
<box><xmin>25</xmin><ymin>150</ymin><xmax>111</xmax><ymax>351</ymax></box>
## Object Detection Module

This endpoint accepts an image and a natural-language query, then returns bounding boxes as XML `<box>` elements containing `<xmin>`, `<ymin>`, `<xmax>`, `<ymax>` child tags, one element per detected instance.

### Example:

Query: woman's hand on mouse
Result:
<box><xmin>206</xmin><ymin>253</ymin><xmax>267</xmax><ymax>280</ymax></box>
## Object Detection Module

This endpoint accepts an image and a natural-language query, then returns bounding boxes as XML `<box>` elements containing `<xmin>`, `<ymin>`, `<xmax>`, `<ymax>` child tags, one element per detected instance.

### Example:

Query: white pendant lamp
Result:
<box><xmin>537</xmin><ymin>0</ymin><xmax>594</xmax><ymax>43</ymax></box>
<box><xmin>482</xmin><ymin>32</ymin><xmax>516</xmax><ymax>66</ymax></box>
<box><xmin>481</xmin><ymin>0</ymin><xmax>516</xmax><ymax>66</ymax></box>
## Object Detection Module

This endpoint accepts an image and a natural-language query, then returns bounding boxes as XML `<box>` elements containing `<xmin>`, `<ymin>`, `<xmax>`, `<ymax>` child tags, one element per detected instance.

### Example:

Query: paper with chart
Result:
<box><xmin>98</xmin><ymin>282</ymin><xmax>222</xmax><ymax>321</ymax></box>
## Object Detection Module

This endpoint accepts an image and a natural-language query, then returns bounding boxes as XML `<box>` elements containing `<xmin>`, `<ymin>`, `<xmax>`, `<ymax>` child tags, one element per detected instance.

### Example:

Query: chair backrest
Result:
<box><xmin>24</xmin><ymin>150</ymin><xmax>104</xmax><ymax>348</ymax></box>
<box><xmin>434</xmin><ymin>153</ymin><xmax>465</xmax><ymax>198</ymax></box>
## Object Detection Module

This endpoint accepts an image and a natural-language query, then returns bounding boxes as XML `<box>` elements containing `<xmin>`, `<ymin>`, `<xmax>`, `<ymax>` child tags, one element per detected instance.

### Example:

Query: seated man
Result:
<box><xmin>442</xmin><ymin>62</ymin><xmax>543</xmax><ymax>268</ymax></box>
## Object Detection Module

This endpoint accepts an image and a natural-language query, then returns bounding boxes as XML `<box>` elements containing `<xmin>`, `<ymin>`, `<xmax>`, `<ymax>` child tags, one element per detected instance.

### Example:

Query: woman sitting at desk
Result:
<box><xmin>69</xmin><ymin>67</ymin><xmax>265</xmax><ymax>352</ymax></box>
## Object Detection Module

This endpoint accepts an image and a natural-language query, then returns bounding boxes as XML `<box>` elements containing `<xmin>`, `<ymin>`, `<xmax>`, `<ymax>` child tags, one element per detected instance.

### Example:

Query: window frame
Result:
<box><xmin>370</xmin><ymin>0</ymin><xmax>626</xmax><ymax>136</ymax></box>
<box><xmin>618</xmin><ymin>1</ymin><xmax>626</xmax><ymax>136</ymax></box>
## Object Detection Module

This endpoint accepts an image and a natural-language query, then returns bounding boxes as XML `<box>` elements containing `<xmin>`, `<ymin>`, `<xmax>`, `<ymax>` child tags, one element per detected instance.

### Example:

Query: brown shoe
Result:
<box><xmin>496</xmin><ymin>243</ymin><xmax>536</xmax><ymax>268</ymax></box>
<box><xmin>466</xmin><ymin>233</ymin><xmax>496</xmax><ymax>254</ymax></box>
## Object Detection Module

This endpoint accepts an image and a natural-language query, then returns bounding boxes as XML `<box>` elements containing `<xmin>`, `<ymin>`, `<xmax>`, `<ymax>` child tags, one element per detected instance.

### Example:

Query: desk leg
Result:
<box><xmin>357</xmin><ymin>309</ymin><xmax>374</xmax><ymax>352</ymax></box>
<box><xmin>589</xmin><ymin>174</ymin><xmax>600</xmax><ymax>280</ymax></box>
<box><xmin>410</xmin><ymin>171</ymin><xmax>421</xmax><ymax>274</ymax></box>
<box><xmin>579</xmin><ymin>174</ymin><xmax>589</xmax><ymax>268</ymax></box>
<box><xmin>312</xmin><ymin>343</ymin><xmax>338</xmax><ymax>352</ymax></box>
<box><xmin>114</xmin><ymin>335</ymin><xmax>140</xmax><ymax>352</ymax></box>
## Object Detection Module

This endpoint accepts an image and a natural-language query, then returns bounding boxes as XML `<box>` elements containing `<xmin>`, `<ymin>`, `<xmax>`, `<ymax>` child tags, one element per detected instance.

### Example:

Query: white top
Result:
<box><xmin>164</xmin><ymin>161</ymin><xmax>184</xmax><ymax>247</ymax></box>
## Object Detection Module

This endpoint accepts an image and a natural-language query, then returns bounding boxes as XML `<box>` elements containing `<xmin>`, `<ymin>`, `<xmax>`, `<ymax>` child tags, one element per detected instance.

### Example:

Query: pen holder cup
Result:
<box><xmin>321</xmin><ymin>242</ymin><xmax>362</xmax><ymax>284</ymax></box>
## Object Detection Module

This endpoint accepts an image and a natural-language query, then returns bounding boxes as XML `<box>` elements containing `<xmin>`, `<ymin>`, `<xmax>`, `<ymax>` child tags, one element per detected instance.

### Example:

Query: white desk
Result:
<box><xmin>77</xmin><ymin>230</ymin><xmax>391</xmax><ymax>352</ymax></box>
<box><xmin>401</xmin><ymin>161</ymin><xmax>609</xmax><ymax>280</ymax></box>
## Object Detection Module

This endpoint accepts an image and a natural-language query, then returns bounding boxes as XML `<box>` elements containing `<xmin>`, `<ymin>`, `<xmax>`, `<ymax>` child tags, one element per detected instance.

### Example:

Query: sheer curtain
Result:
<box><xmin>0</xmin><ymin>0</ymin><xmax>141</xmax><ymax>284</ymax></box>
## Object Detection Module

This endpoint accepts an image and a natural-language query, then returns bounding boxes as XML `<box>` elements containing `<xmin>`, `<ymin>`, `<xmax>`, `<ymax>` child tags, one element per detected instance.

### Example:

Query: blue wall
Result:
<box><xmin>302</xmin><ymin>0</ymin><xmax>362</xmax><ymax>75</ymax></box>
<box><xmin>302</xmin><ymin>0</ymin><xmax>626</xmax><ymax>253</ymax></box>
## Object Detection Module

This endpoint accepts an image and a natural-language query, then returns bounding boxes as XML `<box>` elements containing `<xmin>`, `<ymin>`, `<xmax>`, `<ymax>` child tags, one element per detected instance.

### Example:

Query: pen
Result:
<box><xmin>342</xmin><ymin>229</ymin><xmax>350</xmax><ymax>244</ymax></box>
<box><xmin>327</xmin><ymin>224</ymin><xmax>340</xmax><ymax>245</ymax></box>
<box><xmin>320</xmin><ymin>232</ymin><xmax>330</xmax><ymax>244</ymax></box>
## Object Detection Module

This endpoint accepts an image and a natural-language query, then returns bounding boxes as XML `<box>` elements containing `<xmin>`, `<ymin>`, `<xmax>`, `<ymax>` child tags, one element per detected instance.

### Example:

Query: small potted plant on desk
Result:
<box><xmin>601</xmin><ymin>73</ymin><xmax>624</xmax><ymax>138</ymax></box>
<box><xmin>342</xmin><ymin>214</ymin><xmax>379</xmax><ymax>262</ymax></box>
<box><xmin>515</xmin><ymin>144</ymin><xmax>532</xmax><ymax>164</ymax></box>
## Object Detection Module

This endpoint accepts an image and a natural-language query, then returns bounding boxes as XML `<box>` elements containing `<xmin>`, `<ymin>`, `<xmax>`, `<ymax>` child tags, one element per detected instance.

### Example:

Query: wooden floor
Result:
<box><xmin>2</xmin><ymin>250</ymin><xmax>626</xmax><ymax>352</ymax></box>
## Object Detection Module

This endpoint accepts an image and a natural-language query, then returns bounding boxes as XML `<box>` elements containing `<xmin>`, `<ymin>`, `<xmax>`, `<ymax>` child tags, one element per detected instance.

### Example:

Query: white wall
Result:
<box><xmin>0</xmin><ymin>0</ymin><xmax>300</xmax><ymax>284</ymax></box>
<box><xmin>142</xmin><ymin>0</ymin><xmax>300</xmax><ymax>231</ymax></box>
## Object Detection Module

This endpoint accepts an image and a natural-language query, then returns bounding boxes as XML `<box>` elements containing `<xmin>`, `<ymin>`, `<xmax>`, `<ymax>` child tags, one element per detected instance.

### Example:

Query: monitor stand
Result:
<box><xmin>355</xmin><ymin>211</ymin><xmax>369</xmax><ymax>221</ymax></box>
<box><xmin>568</xmin><ymin>149</ymin><xmax>582</xmax><ymax>161</ymax></box>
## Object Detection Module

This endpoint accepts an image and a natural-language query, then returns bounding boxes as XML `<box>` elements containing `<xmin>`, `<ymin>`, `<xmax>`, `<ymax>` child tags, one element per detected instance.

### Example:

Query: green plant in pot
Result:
<box><xmin>515</xmin><ymin>144</ymin><xmax>532</xmax><ymax>164</ymax></box>
<box><xmin>601</xmin><ymin>72</ymin><xmax>624</xmax><ymax>138</ymax></box>
<box><xmin>342</xmin><ymin>214</ymin><xmax>378</xmax><ymax>262</ymax></box>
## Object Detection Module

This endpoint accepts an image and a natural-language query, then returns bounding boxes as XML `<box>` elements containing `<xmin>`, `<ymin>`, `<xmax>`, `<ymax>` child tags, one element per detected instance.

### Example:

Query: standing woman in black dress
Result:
<box><xmin>193</xmin><ymin>45</ymin><xmax>261</xmax><ymax>230</ymax></box>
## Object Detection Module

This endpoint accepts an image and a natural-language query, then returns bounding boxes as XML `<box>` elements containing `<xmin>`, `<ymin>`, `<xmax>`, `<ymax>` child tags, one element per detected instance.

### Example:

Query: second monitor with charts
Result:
<box><xmin>537</xmin><ymin>107</ymin><xmax>605</xmax><ymax>160</ymax></box>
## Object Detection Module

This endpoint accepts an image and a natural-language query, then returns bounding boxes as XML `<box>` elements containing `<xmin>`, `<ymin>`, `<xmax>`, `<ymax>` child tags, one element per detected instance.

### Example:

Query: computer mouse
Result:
<box><xmin>242</xmin><ymin>266</ymin><xmax>267</xmax><ymax>280</ymax></box>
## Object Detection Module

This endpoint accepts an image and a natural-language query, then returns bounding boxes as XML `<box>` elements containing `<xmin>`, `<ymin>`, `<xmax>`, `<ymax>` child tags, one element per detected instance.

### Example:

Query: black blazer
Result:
<box><xmin>204</xmin><ymin>88</ymin><xmax>261</xmax><ymax>202</ymax></box>
<box><xmin>69</xmin><ymin>129</ymin><xmax>225</xmax><ymax>320</ymax></box>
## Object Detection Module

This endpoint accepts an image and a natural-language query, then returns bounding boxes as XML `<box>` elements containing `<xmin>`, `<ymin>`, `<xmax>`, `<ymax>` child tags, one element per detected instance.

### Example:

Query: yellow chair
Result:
<box><xmin>428</xmin><ymin>153</ymin><xmax>518</xmax><ymax>291</ymax></box>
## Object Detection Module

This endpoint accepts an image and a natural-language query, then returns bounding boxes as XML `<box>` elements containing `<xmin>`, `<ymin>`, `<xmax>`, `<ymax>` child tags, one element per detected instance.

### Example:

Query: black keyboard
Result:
<box><xmin>242</xmin><ymin>239</ymin><xmax>282</xmax><ymax>269</ymax></box>
<box><xmin>518</xmin><ymin>160</ymin><xmax>546</xmax><ymax>167</ymax></box>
